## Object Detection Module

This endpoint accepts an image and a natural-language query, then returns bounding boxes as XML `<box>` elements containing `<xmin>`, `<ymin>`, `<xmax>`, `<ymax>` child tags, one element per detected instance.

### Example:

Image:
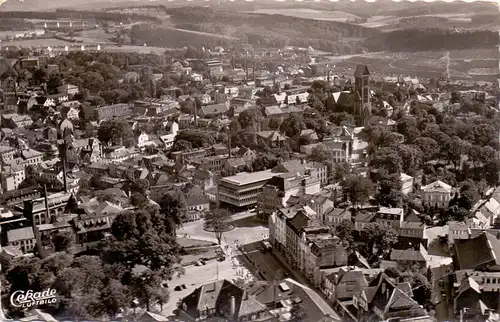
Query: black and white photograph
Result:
<box><xmin>0</xmin><ymin>0</ymin><xmax>498</xmax><ymax>320</ymax></box>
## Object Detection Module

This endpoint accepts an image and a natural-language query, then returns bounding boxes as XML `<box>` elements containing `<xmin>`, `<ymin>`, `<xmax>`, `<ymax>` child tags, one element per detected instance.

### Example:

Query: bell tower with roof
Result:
<box><xmin>354</xmin><ymin>64</ymin><xmax>371</xmax><ymax>124</ymax></box>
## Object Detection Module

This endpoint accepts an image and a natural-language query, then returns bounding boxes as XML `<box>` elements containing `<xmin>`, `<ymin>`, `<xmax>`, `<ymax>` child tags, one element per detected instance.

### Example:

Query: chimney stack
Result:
<box><xmin>229</xmin><ymin>296</ymin><xmax>236</xmax><ymax>317</ymax></box>
<box><xmin>43</xmin><ymin>184</ymin><xmax>50</xmax><ymax>221</ymax></box>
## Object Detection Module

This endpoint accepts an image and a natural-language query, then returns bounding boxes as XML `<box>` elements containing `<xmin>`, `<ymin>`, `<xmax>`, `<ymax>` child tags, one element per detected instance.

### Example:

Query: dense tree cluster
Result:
<box><xmin>0</xmin><ymin>9</ymin><xmax>161</xmax><ymax>24</ymax></box>
<box><xmin>2</xmin><ymin>201</ymin><xmax>182</xmax><ymax>319</ymax></box>
<box><xmin>0</xmin><ymin>18</ymin><xmax>33</xmax><ymax>31</ymax></box>
<box><xmin>127</xmin><ymin>7</ymin><xmax>378</xmax><ymax>53</ymax></box>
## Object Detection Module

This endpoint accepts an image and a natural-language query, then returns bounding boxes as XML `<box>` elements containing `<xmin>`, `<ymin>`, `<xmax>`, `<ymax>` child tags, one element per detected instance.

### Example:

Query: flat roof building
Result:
<box><xmin>218</xmin><ymin>170</ymin><xmax>275</xmax><ymax>209</ymax></box>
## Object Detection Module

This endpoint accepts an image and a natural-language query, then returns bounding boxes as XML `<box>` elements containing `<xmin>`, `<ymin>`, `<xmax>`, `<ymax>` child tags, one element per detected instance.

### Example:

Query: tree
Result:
<box><xmin>101</xmin><ymin>209</ymin><xmax>180</xmax><ymax>277</ymax></box>
<box><xmin>290</xmin><ymin>303</ymin><xmax>306</xmax><ymax>322</ymax></box>
<box><xmin>280</xmin><ymin>114</ymin><xmax>305</xmax><ymax>138</ymax></box>
<box><xmin>456</xmin><ymin>180</ymin><xmax>480</xmax><ymax>211</ymax></box>
<box><xmin>97</xmin><ymin>121</ymin><xmax>133</xmax><ymax>146</ymax></box>
<box><xmin>47</xmin><ymin>73</ymin><xmax>63</xmax><ymax>94</ymax></box>
<box><xmin>238</xmin><ymin>109</ymin><xmax>262</xmax><ymax>129</ymax></box>
<box><xmin>361</xmin><ymin>222</ymin><xmax>398</xmax><ymax>263</ymax></box>
<box><xmin>52</xmin><ymin>231</ymin><xmax>74</xmax><ymax>252</ymax></box>
<box><xmin>374</xmin><ymin>171</ymin><xmax>403</xmax><ymax>208</ymax></box>
<box><xmin>329</xmin><ymin>112</ymin><xmax>356</xmax><ymax>127</ymax></box>
<box><xmin>100</xmin><ymin>279</ymin><xmax>131</xmax><ymax>318</ymax></box>
<box><xmin>414</xmin><ymin>137</ymin><xmax>439</xmax><ymax>162</ymax></box>
<box><xmin>204</xmin><ymin>209</ymin><xmax>233</xmax><ymax>245</ymax></box>
<box><xmin>370</xmin><ymin>147</ymin><xmax>403</xmax><ymax>174</ymax></box>
<box><xmin>309</xmin><ymin>144</ymin><xmax>332</xmax><ymax>163</ymax></box>
<box><xmin>442</xmin><ymin>136</ymin><xmax>464</xmax><ymax>170</ymax></box>
<box><xmin>332</xmin><ymin>162</ymin><xmax>351</xmax><ymax>183</ymax></box>
<box><xmin>396</xmin><ymin>115</ymin><xmax>420</xmax><ymax>143</ymax></box>
<box><xmin>268</xmin><ymin>118</ymin><xmax>281</xmax><ymax>131</ymax></box>
<box><xmin>397</xmin><ymin>144</ymin><xmax>422</xmax><ymax>175</ymax></box>
<box><xmin>335</xmin><ymin>219</ymin><xmax>355</xmax><ymax>250</ymax></box>
<box><xmin>33</xmin><ymin>68</ymin><xmax>48</xmax><ymax>84</ymax></box>
<box><xmin>341</xmin><ymin>175</ymin><xmax>375</xmax><ymax>207</ymax></box>
<box><xmin>159</xmin><ymin>191</ymin><xmax>187</xmax><ymax>234</ymax></box>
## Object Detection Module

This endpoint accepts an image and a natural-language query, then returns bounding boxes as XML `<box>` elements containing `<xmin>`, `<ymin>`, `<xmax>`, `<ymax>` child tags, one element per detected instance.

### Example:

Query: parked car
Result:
<box><xmin>174</xmin><ymin>285</ymin><xmax>182</xmax><ymax>291</ymax></box>
<box><xmin>200</xmin><ymin>260</ymin><xmax>206</xmax><ymax>265</ymax></box>
<box><xmin>182</xmin><ymin>284</ymin><xmax>187</xmax><ymax>289</ymax></box>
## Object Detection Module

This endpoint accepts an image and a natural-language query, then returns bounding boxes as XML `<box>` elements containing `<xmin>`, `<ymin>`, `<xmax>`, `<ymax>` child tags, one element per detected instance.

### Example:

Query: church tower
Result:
<box><xmin>354</xmin><ymin>64</ymin><xmax>371</xmax><ymax>124</ymax></box>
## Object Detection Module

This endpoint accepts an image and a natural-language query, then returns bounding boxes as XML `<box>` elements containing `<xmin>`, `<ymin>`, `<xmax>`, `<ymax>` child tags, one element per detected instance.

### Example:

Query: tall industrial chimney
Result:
<box><xmin>44</xmin><ymin>184</ymin><xmax>50</xmax><ymax>221</ymax></box>
<box><xmin>194</xmin><ymin>99</ymin><xmax>198</xmax><ymax>127</ymax></box>
<box><xmin>229</xmin><ymin>296</ymin><xmax>236</xmax><ymax>317</ymax></box>
<box><xmin>62</xmin><ymin>141</ymin><xmax>68</xmax><ymax>193</ymax></box>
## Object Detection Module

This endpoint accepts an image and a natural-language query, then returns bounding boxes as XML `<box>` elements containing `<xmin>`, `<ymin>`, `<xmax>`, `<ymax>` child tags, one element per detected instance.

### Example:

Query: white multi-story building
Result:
<box><xmin>421</xmin><ymin>180</ymin><xmax>453</xmax><ymax>209</ymax></box>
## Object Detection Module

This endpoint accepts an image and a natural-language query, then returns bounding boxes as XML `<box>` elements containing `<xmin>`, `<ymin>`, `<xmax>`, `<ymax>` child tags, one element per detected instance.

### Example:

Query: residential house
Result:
<box><xmin>178</xmin><ymin>114</ymin><xmax>193</xmax><ymax>129</ymax></box>
<box><xmin>256</xmin><ymin>131</ymin><xmax>287</xmax><ymax>148</ymax></box>
<box><xmin>235</xmin><ymin>147</ymin><xmax>257</xmax><ymax>165</ymax></box>
<box><xmin>284</xmin><ymin>208</ymin><xmax>325</xmax><ymax>270</ymax></box>
<box><xmin>421</xmin><ymin>180</ymin><xmax>453</xmax><ymax>209</ymax></box>
<box><xmin>192</xmin><ymin>169</ymin><xmax>216</xmax><ymax>192</ymax></box>
<box><xmin>354</xmin><ymin>211</ymin><xmax>377</xmax><ymax>231</ymax></box>
<box><xmin>375</xmin><ymin>207</ymin><xmax>404</xmax><ymax>229</ymax></box>
<box><xmin>324</xmin><ymin>208</ymin><xmax>352</xmax><ymax>228</ymax></box>
<box><xmin>35</xmin><ymin>96</ymin><xmax>56</xmax><ymax>108</ymax></box>
<box><xmin>398</xmin><ymin>210</ymin><xmax>427</xmax><ymax>243</ymax></box>
<box><xmin>191</xmin><ymin>73</ymin><xmax>203</xmax><ymax>82</ymax></box>
<box><xmin>306</xmin><ymin>235</ymin><xmax>348</xmax><ymax>286</ymax></box>
<box><xmin>286</xmin><ymin>92</ymin><xmax>309</xmax><ymax>105</ymax></box>
<box><xmin>247</xmin><ymin>278</ymin><xmax>342</xmax><ymax>321</ymax></box>
<box><xmin>194</xmin><ymin>155</ymin><xmax>226</xmax><ymax>173</ymax></box>
<box><xmin>1</xmin><ymin>164</ymin><xmax>26</xmax><ymax>191</ymax></box>
<box><xmin>96</xmin><ymin>103</ymin><xmax>132</xmax><ymax>120</ymax></box>
<box><xmin>0</xmin><ymin>145</ymin><xmax>17</xmax><ymax>164</ymax></box>
<box><xmin>199</xmin><ymin>102</ymin><xmax>230</xmax><ymax>119</ymax></box>
<box><xmin>159</xmin><ymin>121</ymin><xmax>179</xmax><ymax>150</ymax></box>
<box><xmin>454</xmin><ymin>231</ymin><xmax>500</xmax><ymax>271</ymax></box>
<box><xmin>58</xmin><ymin>84</ymin><xmax>79</xmax><ymax>96</ymax></box>
<box><xmin>400</xmin><ymin>173</ymin><xmax>414</xmax><ymax>195</ymax></box>
<box><xmin>257</xmin><ymin>173</ymin><xmax>321</xmax><ymax>216</ymax></box>
<box><xmin>389</xmin><ymin>244</ymin><xmax>430</xmax><ymax>270</ymax></box>
<box><xmin>348</xmin><ymin>273</ymin><xmax>428</xmax><ymax>321</ymax></box>
<box><xmin>178</xmin><ymin>279</ymin><xmax>272</xmax><ymax>322</ymax></box>
<box><xmin>322</xmin><ymin>267</ymin><xmax>369</xmax><ymax>303</ymax></box>
<box><xmin>211</xmin><ymin>143</ymin><xmax>229</xmax><ymax>156</ymax></box>
<box><xmin>223</xmin><ymin>157</ymin><xmax>248</xmax><ymax>176</ymax></box>
<box><xmin>100</xmin><ymin>146</ymin><xmax>140</xmax><ymax>165</ymax></box>
<box><xmin>186</xmin><ymin>195</ymin><xmax>210</xmax><ymax>212</ymax></box>
<box><xmin>228</xmin><ymin>99</ymin><xmax>255</xmax><ymax>118</ymax></box>
<box><xmin>73</xmin><ymin>201</ymin><xmax>123</xmax><ymax>244</ymax></box>
<box><xmin>60</xmin><ymin>104</ymin><xmax>80</xmax><ymax>120</ymax></box>
<box><xmin>67</xmin><ymin>138</ymin><xmax>102</xmax><ymax>164</ymax></box>
<box><xmin>47</xmin><ymin>93</ymin><xmax>69</xmax><ymax>105</ymax></box>
<box><xmin>21</xmin><ymin>149</ymin><xmax>43</xmax><ymax>167</ymax></box>
<box><xmin>286</xmin><ymin>193</ymin><xmax>334</xmax><ymax>222</ymax></box>
<box><xmin>191</xmin><ymin>93</ymin><xmax>211</xmax><ymax>105</ymax></box>
<box><xmin>1</xmin><ymin>113</ymin><xmax>33</xmax><ymax>128</ymax></box>
<box><xmin>7</xmin><ymin>226</ymin><xmax>36</xmax><ymax>253</ymax></box>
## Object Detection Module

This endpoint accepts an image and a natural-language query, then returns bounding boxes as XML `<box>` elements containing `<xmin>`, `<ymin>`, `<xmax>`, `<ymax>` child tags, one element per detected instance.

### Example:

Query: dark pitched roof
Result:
<box><xmin>455</xmin><ymin>231</ymin><xmax>500</xmax><ymax>270</ymax></box>
<box><xmin>354</xmin><ymin>64</ymin><xmax>370</xmax><ymax>78</ymax></box>
<box><xmin>181</xmin><ymin>279</ymin><xmax>265</xmax><ymax>320</ymax></box>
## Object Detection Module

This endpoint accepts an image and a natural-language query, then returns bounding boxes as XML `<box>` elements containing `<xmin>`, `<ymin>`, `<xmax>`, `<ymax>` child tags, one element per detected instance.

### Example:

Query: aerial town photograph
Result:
<box><xmin>0</xmin><ymin>0</ymin><xmax>498</xmax><ymax>321</ymax></box>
